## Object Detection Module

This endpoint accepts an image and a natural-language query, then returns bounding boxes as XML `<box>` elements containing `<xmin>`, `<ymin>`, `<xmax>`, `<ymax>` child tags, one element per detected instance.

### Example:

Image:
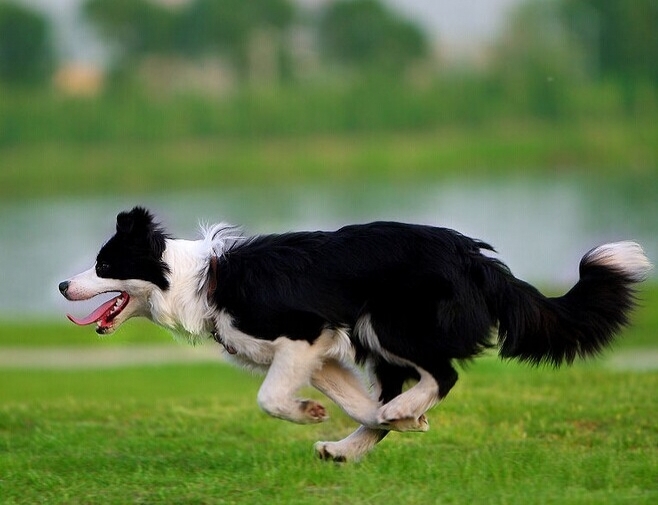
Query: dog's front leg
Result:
<box><xmin>256</xmin><ymin>337</ymin><xmax>329</xmax><ymax>424</ymax></box>
<box><xmin>310</xmin><ymin>359</ymin><xmax>381</xmax><ymax>427</ymax></box>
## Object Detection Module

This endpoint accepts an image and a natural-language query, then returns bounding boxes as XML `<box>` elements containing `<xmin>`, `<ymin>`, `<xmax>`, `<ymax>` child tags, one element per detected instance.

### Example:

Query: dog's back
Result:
<box><xmin>212</xmin><ymin>222</ymin><xmax>494</xmax><ymax>352</ymax></box>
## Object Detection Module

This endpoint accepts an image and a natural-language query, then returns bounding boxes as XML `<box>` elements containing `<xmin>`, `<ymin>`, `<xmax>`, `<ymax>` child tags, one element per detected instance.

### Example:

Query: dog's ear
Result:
<box><xmin>116</xmin><ymin>211</ymin><xmax>135</xmax><ymax>234</ymax></box>
<box><xmin>116</xmin><ymin>207</ymin><xmax>154</xmax><ymax>235</ymax></box>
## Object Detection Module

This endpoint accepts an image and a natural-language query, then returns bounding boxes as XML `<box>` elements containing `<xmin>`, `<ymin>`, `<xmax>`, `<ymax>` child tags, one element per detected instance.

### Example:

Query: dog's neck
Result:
<box><xmin>147</xmin><ymin>224</ymin><xmax>243</xmax><ymax>344</ymax></box>
<box><xmin>148</xmin><ymin>238</ymin><xmax>216</xmax><ymax>342</ymax></box>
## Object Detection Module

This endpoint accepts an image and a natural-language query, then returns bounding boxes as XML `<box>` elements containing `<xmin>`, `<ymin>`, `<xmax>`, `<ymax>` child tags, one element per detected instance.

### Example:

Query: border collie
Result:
<box><xmin>59</xmin><ymin>207</ymin><xmax>651</xmax><ymax>461</ymax></box>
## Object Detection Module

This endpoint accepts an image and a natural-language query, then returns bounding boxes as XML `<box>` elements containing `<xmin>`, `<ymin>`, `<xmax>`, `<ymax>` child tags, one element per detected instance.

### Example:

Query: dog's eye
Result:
<box><xmin>96</xmin><ymin>262</ymin><xmax>110</xmax><ymax>275</ymax></box>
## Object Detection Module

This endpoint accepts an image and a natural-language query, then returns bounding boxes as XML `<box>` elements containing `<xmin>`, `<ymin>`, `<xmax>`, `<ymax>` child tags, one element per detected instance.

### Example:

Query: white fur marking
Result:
<box><xmin>148</xmin><ymin>239</ymin><xmax>215</xmax><ymax>340</ymax></box>
<box><xmin>148</xmin><ymin>224</ymin><xmax>245</xmax><ymax>342</ymax></box>
<box><xmin>199</xmin><ymin>222</ymin><xmax>244</xmax><ymax>259</ymax></box>
<box><xmin>585</xmin><ymin>241</ymin><xmax>653</xmax><ymax>282</ymax></box>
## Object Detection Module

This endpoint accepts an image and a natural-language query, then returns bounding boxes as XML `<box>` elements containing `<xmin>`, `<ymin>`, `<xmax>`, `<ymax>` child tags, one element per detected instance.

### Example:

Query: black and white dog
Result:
<box><xmin>59</xmin><ymin>207</ymin><xmax>651</xmax><ymax>461</ymax></box>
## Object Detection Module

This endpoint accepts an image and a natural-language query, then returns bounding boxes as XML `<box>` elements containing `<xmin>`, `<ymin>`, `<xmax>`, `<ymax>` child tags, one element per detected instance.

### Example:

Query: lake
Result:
<box><xmin>1</xmin><ymin>176</ymin><xmax>655</xmax><ymax>319</ymax></box>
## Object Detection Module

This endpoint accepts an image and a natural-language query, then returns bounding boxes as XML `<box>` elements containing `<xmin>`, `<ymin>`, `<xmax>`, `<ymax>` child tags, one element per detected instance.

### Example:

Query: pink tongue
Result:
<box><xmin>67</xmin><ymin>297</ymin><xmax>118</xmax><ymax>326</ymax></box>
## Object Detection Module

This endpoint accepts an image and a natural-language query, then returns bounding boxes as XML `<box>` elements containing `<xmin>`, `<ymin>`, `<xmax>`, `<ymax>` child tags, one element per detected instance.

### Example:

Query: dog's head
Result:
<box><xmin>59</xmin><ymin>207</ymin><xmax>171</xmax><ymax>334</ymax></box>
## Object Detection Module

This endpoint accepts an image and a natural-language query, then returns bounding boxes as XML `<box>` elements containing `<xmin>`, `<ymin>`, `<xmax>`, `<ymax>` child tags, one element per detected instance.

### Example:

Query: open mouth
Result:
<box><xmin>67</xmin><ymin>292</ymin><xmax>130</xmax><ymax>334</ymax></box>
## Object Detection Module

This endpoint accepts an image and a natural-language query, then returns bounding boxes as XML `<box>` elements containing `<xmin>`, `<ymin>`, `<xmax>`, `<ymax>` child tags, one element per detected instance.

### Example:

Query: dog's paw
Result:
<box><xmin>382</xmin><ymin>414</ymin><xmax>429</xmax><ymax>432</ymax></box>
<box><xmin>300</xmin><ymin>400</ymin><xmax>329</xmax><ymax>423</ymax></box>
<box><xmin>378</xmin><ymin>402</ymin><xmax>430</xmax><ymax>432</ymax></box>
<box><xmin>314</xmin><ymin>441</ymin><xmax>347</xmax><ymax>463</ymax></box>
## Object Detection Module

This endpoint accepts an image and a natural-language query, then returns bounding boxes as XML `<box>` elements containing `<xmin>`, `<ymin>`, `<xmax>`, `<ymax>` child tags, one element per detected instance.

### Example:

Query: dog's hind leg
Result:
<box><xmin>311</xmin><ymin>360</ymin><xmax>413</xmax><ymax>461</ymax></box>
<box><xmin>377</xmin><ymin>360</ymin><xmax>457</xmax><ymax>431</ymax></box>
<box><xmin>310</xmin><ymin>359</ymin><xmax>382</xmax><ymax>427</ymax></box>
<box><xmin>256</xmin><ymin>335</ymin><xmax>334</xmax><ymax>424</ymax></box>
<box><xmin>311</xmin><ymin>357</ymin><xmax>421</xmax><ymax>430</ymax></box>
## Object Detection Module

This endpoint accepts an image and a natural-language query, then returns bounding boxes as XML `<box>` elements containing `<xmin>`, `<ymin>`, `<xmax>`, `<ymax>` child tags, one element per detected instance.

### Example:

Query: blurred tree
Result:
<box><xmin>84</xmin><ymin>0</ymin><xmax>294</xmax><ymax>83</ymax></box>
<box><xmin>179</xmin><ymin>0</ymin><xmax>294</xmax><ymax>79</ymax></box>
<box><xmin>84</xmin><ymin>0</ymin><xmax>179</xmax><ymax>58</ymax></box>
<box><xmin>559</xmin><ymin>0</ymin><xmax>658</xmax><ymax>110</ymax></box>
<box><xmin>318</xmin><ymin>0</ymin><xmax>428</xmax><ymax>75</ymax></box>
<box><xmin>560</xmin><ymin>0</ymin><xmax>658</xmax><ymax>85</ymax></box>
<box><xmin>0</xmin><ymin>2</ymin><xmax>53</xmax><ymax>85</ymax></box>
<box><xmin>491</xmin><ymin>0</ymin><xmax>591</xmax><ymax>119</ymax></box>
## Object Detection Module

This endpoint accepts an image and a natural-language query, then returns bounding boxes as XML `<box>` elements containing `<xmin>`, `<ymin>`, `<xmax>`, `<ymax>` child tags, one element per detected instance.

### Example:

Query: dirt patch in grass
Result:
<box><xmin>0</xmin><ymin>345</ymin><xmax>655</xmax><ymax>371</ymax></box>
<box><xmin>0</xmin><ymin>343</ymin><xmax>222</xmax><ymax>369</ymax></box>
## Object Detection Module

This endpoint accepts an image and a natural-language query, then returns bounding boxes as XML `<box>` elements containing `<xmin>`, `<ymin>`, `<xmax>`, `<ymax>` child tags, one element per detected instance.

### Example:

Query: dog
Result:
<box><xmin>59</xmin><ymin>206</ymin><xmax>651</xmax><ymax>461</ymax></box>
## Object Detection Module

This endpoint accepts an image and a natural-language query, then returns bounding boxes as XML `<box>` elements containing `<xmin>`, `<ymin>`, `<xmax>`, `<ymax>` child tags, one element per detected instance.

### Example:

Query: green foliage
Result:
<box><xmin>1</xmin><ymin>106</ymin><xmax>656</xmax><ymax>201</ymax></box>
<box><xmin>558</xmin><ymin>0</ymin><xmax>658</xmax><ymax>111</ymax></box>
<box><xmin>0</xmin><ymin>76</ymin><xmax>656</xmax><ymax>146</ymax></box>
<box><xmin>179</xmin><ymin>0</ymin><xmax>294</xmax><ymax>75</ymax></box>
<box><xmin>560</xmin><ymin>0</ymin><xmax>658</xmax><ymax>85</ymax></box>
<box><xmin>318</xmin><ymin>0</ymin><xmax>428</xmax><ymax>74</ymax></box>
<box><xmin>84</xmin><ymin>0</ymin><xmax>295</xmax><ymax>78</ymax></box>
<box><xmin>84</xmin><ymin>0</ymin><xmax>180</xmax><ymax>56</ymax></box>
<box><xmin>490</xmin><ymin>0</ymin><xmax>588</xmax><ymax>119</ymax></box>
<box><xmin>180</xmin><ymin>0</ymin><xmax>293</xmax><ymax>51</ymax></box>
<box><xmin>0</xmin><ymin>2</ymin><xmax>52</xmax><ymax>84</ymax></box>
<box><xmin>481</xmin><ymin>0</ymin><xmax>658</xmax><ymax>118</ymax></box>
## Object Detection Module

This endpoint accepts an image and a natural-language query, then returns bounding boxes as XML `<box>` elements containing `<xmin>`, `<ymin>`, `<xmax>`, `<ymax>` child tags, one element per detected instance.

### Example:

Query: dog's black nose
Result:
<box><xmin>59</xmin><ymin>281</ymin><xmax>70</xmax><ymax>296</ymax></box>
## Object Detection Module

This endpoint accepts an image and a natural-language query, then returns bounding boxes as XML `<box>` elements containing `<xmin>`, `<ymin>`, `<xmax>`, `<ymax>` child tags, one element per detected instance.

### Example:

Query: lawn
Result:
<box><xmin>0</xmin><ymin>357</ymin><xmax>656</xmax><ymax>504</ymax></box>
<box><xmin>1</xmin><ymin>286</ymin><xmax>657</xmax><ymax>504</ymax></box>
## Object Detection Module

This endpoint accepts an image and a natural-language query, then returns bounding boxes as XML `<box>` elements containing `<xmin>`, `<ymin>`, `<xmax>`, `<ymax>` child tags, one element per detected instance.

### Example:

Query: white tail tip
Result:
<box><xmin>584</xmin><ymin>241</ymin><xmax>653</xmax><ymax>283</ymax></box>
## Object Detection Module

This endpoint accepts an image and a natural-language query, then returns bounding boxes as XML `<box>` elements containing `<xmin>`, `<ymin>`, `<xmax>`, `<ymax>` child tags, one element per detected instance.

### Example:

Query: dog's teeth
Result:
<box><xmin>108</xmin><ymin>297</ymin><xmax>124</xmax><ymax>315</ymax></box>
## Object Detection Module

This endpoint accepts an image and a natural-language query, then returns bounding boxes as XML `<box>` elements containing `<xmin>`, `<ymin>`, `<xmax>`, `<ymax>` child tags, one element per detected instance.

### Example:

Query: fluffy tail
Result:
<box><xmin>489</xmin><ymin>242</ymin><xmax>652</xmax><ymax>366</ymax></box>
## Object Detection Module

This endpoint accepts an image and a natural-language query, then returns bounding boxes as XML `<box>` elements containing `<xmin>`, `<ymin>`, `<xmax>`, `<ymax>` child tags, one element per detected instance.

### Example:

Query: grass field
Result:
<box><xmin>1</xmin><ymin>287</ymin><xmax>657</xmax><ymax>504</ymax></box>
<box><xmin>1</xmin><ymin>360</ymin><xmax>657</xmax><ymax>504</ymax></box>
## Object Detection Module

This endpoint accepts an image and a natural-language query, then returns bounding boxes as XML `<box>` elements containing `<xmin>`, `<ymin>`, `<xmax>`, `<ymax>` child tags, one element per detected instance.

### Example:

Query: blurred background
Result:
<box><xmin>0</xmin><ymin>0</ymin><xmax>656</xmax><ymax>321</ymax></box>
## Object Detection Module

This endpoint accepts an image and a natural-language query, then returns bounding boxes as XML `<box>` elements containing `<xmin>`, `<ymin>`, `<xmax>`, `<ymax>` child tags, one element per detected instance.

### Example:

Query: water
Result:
<box><xmin>1</xmin><ymin>177</ymin><xmax>655</xmax><ymax>319</ymax></box>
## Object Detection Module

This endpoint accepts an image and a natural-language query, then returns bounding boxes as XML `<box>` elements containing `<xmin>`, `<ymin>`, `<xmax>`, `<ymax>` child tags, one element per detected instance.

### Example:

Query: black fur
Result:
<box><xmin>209</xmin><ymin>220</ymin><xmax>643</xmax><ymax>401</ymax></box>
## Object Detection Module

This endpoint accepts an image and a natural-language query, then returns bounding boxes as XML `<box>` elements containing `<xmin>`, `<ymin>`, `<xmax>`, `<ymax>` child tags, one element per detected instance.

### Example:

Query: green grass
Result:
<box><xmin>0</xmin><ymin>359</ymin><xmax>656</xmax><ymax>504</ymax></box>
<box><xmin>1</xmin><ymin>118</ymin><xmax>657</xmax><ymax>200</ymax></box>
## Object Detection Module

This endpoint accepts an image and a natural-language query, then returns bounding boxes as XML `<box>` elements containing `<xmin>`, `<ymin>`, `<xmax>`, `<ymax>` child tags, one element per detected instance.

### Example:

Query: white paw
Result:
<box><xmin>314</xmin><ymin>441</ymin><xmax>348</xmax><ymax>462</ymax></box>
<box><xmin>385</xmin><ymin>414</ymin><xmax>429</xmax><ymax>432</ymax></box>
<box><xmin>378</xmin><ymin>401</ymin><xmax>430</xmax><ymax>432</ymax></box>
<box><xmin>377</xmin><ymin>400</ymin><xmax>410</xmax><ymax>424</ymax></box>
